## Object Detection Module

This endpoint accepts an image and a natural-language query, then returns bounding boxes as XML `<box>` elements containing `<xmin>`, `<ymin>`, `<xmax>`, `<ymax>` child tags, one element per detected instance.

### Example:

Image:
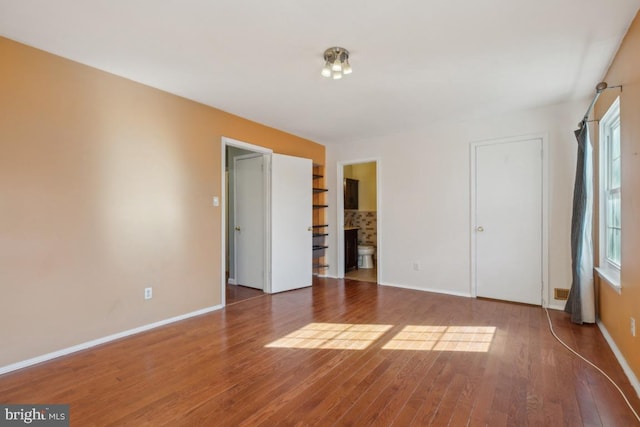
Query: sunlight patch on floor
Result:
<box><xmin>382</xmin><ymin>325</ymin><xmax>496</xmax><ymax>352</ymax></box>
<box><xmin>265</xmin><ymin>323</ymin><xmax>392</xmax><ymax>350</ymax></box>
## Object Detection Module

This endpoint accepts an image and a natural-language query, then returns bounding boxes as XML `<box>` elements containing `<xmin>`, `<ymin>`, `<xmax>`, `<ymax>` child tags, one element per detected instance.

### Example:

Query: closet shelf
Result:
<box><xmin>312</xmin><ymin>165</ymin><xmax>328</xmax><ymax>274</ymax></box>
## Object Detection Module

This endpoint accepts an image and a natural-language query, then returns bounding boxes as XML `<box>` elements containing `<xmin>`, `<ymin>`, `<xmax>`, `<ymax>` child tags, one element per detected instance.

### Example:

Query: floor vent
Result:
<box><xmin>554</xmin><ymin>288</ymin><xmax>570</xmax><ymax>300</ymax></box>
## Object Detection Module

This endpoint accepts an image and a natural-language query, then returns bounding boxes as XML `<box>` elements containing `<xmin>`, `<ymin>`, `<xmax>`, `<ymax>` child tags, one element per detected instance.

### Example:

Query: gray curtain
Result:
<box><xmin>565</xmin><ymin>120</ymin><xmax>589</xmax><ymax>323</ymax></box>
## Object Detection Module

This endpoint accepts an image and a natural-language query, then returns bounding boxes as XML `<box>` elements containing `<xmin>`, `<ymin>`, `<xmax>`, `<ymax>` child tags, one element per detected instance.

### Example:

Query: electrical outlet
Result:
<box><xmin>631</xmin><ymin>317</ymin><xmax>636</xmax><ymax>337</ymax></box>
<box><xmin>413</xmin><ymin>262</ymin><xmax>421</xmax><ymax>271</ymax></box>
<box><xmin>144</xmin><ymin>287</ymin><xmax>153</xmax><ymax>300</ymax></box>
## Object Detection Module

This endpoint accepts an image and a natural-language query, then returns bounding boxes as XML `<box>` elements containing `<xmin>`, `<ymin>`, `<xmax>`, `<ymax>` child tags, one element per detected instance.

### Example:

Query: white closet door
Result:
<box><xmin>475</xmin><ymin>138</ymin><xmax>543</xmax><ymax>305</ymax></box>
<box><xmin>234</xmin><ymin>155</ymin><xmax>265</xmax><ymax>289</ymax></box>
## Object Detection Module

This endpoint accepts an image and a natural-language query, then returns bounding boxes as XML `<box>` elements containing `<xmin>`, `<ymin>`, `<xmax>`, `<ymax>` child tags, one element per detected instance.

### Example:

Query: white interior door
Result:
<box><xmin>234</xmin><ymin>155</ymin><xmax>264</xmax><ymax>289</ymax></box>
<box><xmin>474</xmin><ymin>138</ymin><xmax>542</xmax><ymax>305</ymax></box>
<box><xmin>270</xmin><ymin>153</ymin><xmax>312</xmax><ymax>293</ymax></box>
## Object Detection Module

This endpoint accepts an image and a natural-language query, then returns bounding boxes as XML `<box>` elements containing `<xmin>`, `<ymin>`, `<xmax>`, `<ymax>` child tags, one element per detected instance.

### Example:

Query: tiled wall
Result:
<box><xmin>344</xmin><ymin>210</ymin><xmax>377</xmax><ymax>246</ymax></box>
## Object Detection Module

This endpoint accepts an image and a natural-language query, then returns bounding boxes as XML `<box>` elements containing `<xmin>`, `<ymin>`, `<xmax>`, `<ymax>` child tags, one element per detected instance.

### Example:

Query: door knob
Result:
<box><xmin>476</xmin><ymin>226</ymin><xmax>484</xmax><ymax>232</ymax></box>
<box><xmin>235</xmin><ymin>226</ymin><xmax>241</xmax><ymax>231</ymax></box>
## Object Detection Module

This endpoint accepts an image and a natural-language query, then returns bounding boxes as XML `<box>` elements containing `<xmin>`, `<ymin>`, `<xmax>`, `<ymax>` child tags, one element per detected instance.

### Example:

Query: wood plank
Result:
<box><xmin>0</xmin><ymin>278</ymin><xmax>638</xmax><ymax>426</ymax></box>
<box><xmin>226</xmin><ymin>283</ymin><xmax>265</xmax><ymax>305</ymax></box>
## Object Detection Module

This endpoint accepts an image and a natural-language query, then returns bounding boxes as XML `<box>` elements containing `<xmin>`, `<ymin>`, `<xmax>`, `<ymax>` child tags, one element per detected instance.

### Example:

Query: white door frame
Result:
<box><xmin>469</xmin><ymin>133</ymin><xmax>549</xmax><ymax>307</ymax></box>
<box><xmin>221</xmin><ymin>137</ymin><xmax>273</xmax><ymax>306</ymax></box>
<box><xmin>336</xmin><ymin>158</ymin><xmax>382</xmax><ymax>281</ymax></box>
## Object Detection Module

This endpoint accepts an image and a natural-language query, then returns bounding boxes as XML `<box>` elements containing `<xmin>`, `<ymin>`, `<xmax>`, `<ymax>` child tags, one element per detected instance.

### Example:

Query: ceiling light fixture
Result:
<box><xmin>321</xmin><ymin>47</ymin><xmax>352</xmax><ymax>80</ymax></box>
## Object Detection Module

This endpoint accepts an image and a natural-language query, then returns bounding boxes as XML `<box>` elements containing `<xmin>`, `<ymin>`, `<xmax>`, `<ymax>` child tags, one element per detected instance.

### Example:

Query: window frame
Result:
<box><xmin>598</xmin><ymin>97</ymin><xmax>621</xmax><ymax>286</ymax></box>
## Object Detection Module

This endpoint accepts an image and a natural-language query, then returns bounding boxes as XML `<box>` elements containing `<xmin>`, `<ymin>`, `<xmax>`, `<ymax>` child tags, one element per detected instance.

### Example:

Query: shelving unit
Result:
<box><xmin>312</xmin><ymin>165</ymin><xmax>329</xmax><ymax>274</ymax></box>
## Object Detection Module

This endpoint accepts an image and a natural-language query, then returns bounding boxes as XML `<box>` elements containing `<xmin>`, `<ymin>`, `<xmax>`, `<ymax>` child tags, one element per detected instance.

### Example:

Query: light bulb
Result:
<box><xmin>321</xmin><ymin>62</ymin><xmax>332</xmax><ymax>78</ymax></box>
<box><xmin>321</xmin><ymin>47</ymin><xmax>351</xmax><ymax>80</ymax></box>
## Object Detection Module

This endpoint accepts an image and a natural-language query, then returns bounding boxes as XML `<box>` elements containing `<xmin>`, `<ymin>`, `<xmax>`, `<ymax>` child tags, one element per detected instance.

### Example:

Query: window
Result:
<box><xmin>599</xmin><ymin>97</ymin><xmax>621</xmax><ymax>280</ymax></box>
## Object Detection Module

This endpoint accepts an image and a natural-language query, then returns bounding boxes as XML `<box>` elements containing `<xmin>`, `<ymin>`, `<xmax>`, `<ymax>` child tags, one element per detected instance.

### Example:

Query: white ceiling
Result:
<box><xmin>1</xmin><ymin>1</ymin><xmax>638</xmax><ymax>144</ymax></box>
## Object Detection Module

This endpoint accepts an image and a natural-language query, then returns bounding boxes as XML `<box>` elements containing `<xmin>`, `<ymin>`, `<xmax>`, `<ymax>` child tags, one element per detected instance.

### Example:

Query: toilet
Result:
<box><xmin>357</xmin><ymin>245</ymin><xmax>375</xmax><ymax>269</ymax></box>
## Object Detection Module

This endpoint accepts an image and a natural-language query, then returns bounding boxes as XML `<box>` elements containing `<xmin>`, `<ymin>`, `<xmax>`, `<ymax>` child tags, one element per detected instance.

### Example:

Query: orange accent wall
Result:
<box><xmin>0</xmin><ymin>36</ymin><xmax>324</xmax><ymax>367</ymax></box>
<box><xmin>594</xmin><ymin>11</ymin><xmax>640</xmax><ymax>382</ymax></box>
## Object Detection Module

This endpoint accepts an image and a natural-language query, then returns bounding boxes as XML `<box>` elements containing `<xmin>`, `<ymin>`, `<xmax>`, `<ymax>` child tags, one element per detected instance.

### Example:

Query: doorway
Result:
<box><xmin>224</xmin><ymin>141</ymin><xmax>270</xmax><ymax>305</ymax></box>
<box><xmin>221</xmin><ymin>137</ymin><xmax>313</xmax><ymax>306</ymax></box>
<box><xmin>470</xmin><ymin>135</ymin><xmax>548</xmax><ymax>305</ymax></box>
<box><xmin>337</xmin><ymin>160</ymin><xmax>380</xmax><ymax>283</ymax></box>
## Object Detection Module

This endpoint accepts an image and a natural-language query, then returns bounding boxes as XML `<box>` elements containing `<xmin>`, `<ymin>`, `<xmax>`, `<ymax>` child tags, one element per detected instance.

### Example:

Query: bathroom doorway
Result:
<box><xmin>338</xmin><ymin>160</ymin><xmax>379</xmax><ymax>283</ymax></box>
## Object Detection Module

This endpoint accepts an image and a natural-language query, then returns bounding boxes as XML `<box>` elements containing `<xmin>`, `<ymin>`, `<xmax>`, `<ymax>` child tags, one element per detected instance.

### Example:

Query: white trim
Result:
<box><xmin>469</xmin><ymin>133</ymin><xmax>550</xmax><ymax>307</ymax></box>
<box><xmin>597</xmin><ymin>319</ymin><xmax>640</xmax><ymax>398</ymax></box>
<box><xmin>336</xmin><ymin>166</ymin><xmax>344</xmax><ymax>278</ymax></box>
<box><xmin>0</xmin><ymin>304</ymin><xmax>223</xmax><ymax>376</ymax></box>
<box><xmin>221</xmin><ymin>137</ymin><xmax>273</xmax><ymax>304</ymax></box>
<box><xmin>598</xmin><ymin>97</ymin><xmax>622</xmax><ymax>274</ymax></box>
<box><xmin>222</xmin><ymin>136</ymin><xmax>273</xmax><ymax>154</ymax></box>
<box><xmin>376</xmin><ymin>159</ymin><xmax>383</xmax><ymax>284</ymax></box>
<box><xmin>542</xmin><ymin>134</ymin><xmax>550</xmax><ymax>307</ymax></box>
<box><xmin>336</xmin><ymin>158</ymin><xmax>381</xmax><ymax>283</ymax></box>
<box><xmin>263</xmin><ymin>154</ymin><xmax>272</xmax><ymax>293</ymax></box>
<box><xmin>595</xmin><ymin>267</ymin><xmax>622</xmax><ymax>294</ymax></box>
<box><xmin>379</xmin><ymin>281</ymin><xmax>472</xmax><ymax>298</ymax></box>
<box><xmin>469</xmin><ymin>145</ymin><xmax>477</xmax><ymax>297</ymax></box>
<box><xmin>546</xmin><ymin>303</ymin><xmax>567</xmax><ymax>311</ymax></box>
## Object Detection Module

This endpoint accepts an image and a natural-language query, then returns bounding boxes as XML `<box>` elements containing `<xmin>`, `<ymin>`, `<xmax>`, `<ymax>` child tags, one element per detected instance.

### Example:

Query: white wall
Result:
<box><xmin>325</xmin><ymin>100</ymin><xmax>587</xmax><ymax>307</ymax></box>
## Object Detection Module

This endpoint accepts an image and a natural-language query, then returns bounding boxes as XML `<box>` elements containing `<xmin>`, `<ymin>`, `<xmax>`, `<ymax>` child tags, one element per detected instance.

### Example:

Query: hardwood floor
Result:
<box><xmin>226</xmin><ymin>283</ymin><xmax>264</xmax><ymax>305</ymax></box>
<box><xmin>1</xmin><ymin>278</ymin><xmax>639</xmax><ymax>426</ymax></box>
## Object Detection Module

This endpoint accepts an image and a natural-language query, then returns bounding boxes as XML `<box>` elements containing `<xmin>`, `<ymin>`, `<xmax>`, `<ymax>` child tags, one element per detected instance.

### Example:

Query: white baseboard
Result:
<box><xmin>378</xmin><ymin>281</ymin><xmax>472</xmax><ymax>298</ymax></box>
<box><xmin>597</xmin><ymin>319</ymin><xmax>640</xmax><ymax>398</ymax></box>
<box><xmin>228</xmin><ymin>278</ymin><xmax>237</xmax><ymax>285</ymax></box>
<box><xmin>0</xmin><ymin>304</ymin><xmax>223</xmax><ymax>376</ymax></box>
<box><xmin>546</xmin><ymin>302</ymin><xmax>566</xmax><ymax>311</ymax></box>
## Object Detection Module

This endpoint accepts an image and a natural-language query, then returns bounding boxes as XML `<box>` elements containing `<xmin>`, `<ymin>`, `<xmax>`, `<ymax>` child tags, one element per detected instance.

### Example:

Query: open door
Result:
<box><xmin>269</xmin><ymin>153</ymin><xmax>312</xmax><ymax>293</ymax></box>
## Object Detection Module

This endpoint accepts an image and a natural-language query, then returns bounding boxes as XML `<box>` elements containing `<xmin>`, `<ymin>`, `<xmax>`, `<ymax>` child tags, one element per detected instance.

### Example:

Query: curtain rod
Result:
<box><xmin>579</xmin><ymin>82</ymin><xmax>622</xmax><ymax>127</ymax></box>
